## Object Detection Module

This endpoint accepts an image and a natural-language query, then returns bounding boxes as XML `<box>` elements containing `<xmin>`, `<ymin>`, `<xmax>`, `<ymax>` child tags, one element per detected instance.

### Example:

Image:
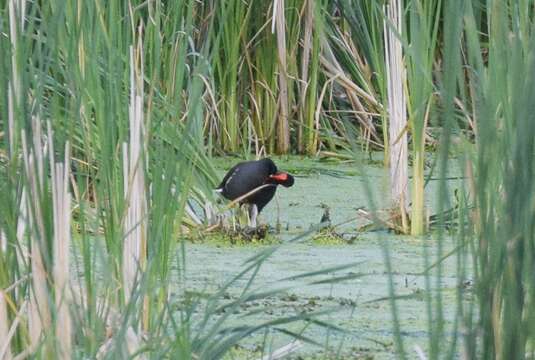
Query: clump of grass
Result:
<box><xmin>188</xmin><ymin>226</ymin><xmax>282</xmax><ymax>246</ymax></box>
<box><xmin>312</xmin><ymin>227</ymin><xmax>358</xmax><ymax>245</ymax></box>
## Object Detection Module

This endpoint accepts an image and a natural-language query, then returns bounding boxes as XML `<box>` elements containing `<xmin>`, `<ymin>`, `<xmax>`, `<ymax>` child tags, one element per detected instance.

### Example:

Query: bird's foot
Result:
<box><xmin>241</xmin><ymin>223</ymin><xmax>269</xmax><ymax>239</ymax></box>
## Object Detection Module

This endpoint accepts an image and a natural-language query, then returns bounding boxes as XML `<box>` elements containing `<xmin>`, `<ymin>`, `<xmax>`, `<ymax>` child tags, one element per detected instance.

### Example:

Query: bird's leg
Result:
<box><xmin>248</xmin><ymin>204</ymin><xmax>258</xmax><ymax>228</ymax></box>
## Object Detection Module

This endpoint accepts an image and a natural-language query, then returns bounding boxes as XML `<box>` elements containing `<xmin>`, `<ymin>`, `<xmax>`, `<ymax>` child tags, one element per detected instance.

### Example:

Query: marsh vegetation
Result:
<box><xmin>1</xmin><ymin>0</ymin><xmax>535</xmax><ymax>359</ymax></box>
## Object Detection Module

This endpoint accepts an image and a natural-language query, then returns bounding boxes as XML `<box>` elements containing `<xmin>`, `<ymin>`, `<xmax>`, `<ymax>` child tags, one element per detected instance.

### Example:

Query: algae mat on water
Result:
<box><xmin>186</xmin><ymin>239</ymin><xmax>461</xmax><ymax>359</ymax></box>
<box><xmin>184</xmin><ymin>158</ymin><xmax>465</xmax><ymax>358</ymax></box>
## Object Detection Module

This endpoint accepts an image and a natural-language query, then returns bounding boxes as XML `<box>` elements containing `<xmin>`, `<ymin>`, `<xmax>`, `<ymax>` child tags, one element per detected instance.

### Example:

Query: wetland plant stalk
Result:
<box><xmin>275</xmin><ymin>0</ymin><xmax>290</xmax><ymax>154</ymax></box>
<box><xmin>49</xmin><ymin>129</ymin><xmax>73</xmax><ymax>359</ymax></box>
<box><xmin>299</xmin><ymin>0</ymin><xmax>323</xmax><ymax>155</ymax></box>
<box><xmin>405</xmin><ymin>0</ymin><xmax>441</xmax><ymax>236</ymax></box>
<box><xmin>22</xmin><ymin>121</ymin><xmax>52</xmax><ymax>350</ymax></box>
<box><xmin>122</xmin><ymin>42</ymin><xmax>147</xmax><ymax>307</ymax></box>
<box><xmin>463</xmin><ymin>1</ymin><xmax>535</xmax><ymax>357</ymax></box>
<box><xmin>384</xmin><ymin>0</ymin><xmax>409</xmax><ymax>232</ymax></box>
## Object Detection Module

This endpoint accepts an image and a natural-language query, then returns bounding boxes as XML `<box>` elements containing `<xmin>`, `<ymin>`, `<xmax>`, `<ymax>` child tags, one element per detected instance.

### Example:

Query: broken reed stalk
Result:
<box><xmin>17</xmin><ymin>120</ymin><xmax>74</xmax><ymax>359</ymax></box>
<box><xmin>384</xmin><ymin>0</ymin><xmax>408</xmax><ymax>233</ymax></box>
<box><xmin>21</xmin><ymin>119</ymin><xmax>51</xmax><ymax>349</ymax></box>
<box><xmin>48</xmin><ymin>123</ymin><xmax>72</xmax><ymax>359</ymax></box>
<box><xmin>123</xmin><ymin>43</ymin><xmax>147</xmax><ymax>303</ymax></box>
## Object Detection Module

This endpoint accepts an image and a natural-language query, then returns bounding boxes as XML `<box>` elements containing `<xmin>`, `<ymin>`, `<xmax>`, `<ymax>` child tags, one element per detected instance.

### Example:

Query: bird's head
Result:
<box><xmin>268</xmin><ymin>172</ymin><xmax>295</xmax><ymax>187</ymax></box>
<box><xmin>260</xmin><ymin>158</ymin><xmax>295</xmax><ymax>187</ymax></box>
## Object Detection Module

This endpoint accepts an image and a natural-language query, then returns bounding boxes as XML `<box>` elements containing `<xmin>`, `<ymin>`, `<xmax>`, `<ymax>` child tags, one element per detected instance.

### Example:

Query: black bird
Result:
<box><xmin>216</xmin><ymin>158</ymin><xmax>295</xmax><ymax>226</ymax></box>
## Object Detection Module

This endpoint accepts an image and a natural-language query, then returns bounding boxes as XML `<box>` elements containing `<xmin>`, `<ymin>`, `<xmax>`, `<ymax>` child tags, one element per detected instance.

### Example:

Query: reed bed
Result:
<box><xmin>377</xmin><ymin>0</ymin><xmax>535</xmax><ymax>358</ymax></box>
<box><xmin>1</xmin><ymin>0</ymin><xmax>534</xmax><ymax>358</ymax></box>
<box><xmin>0</xmin><ymin>1</ymin><xmax>357</xmax><ymax>357</ymax></box>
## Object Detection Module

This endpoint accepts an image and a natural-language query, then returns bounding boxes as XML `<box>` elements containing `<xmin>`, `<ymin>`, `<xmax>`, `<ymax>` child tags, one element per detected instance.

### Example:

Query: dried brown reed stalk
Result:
<box><xmin>118</xmin><ymin>31</ymin><xmax>148</xmax><ymax>358</ymax></box>
<box><xmin>122</xmin><ymin>43</ymin><xmax>147</xmax><ymax>303</ymax></box>
<box><xmin>384</xmin><ymin>0</ymin><xmax>408</xmax><ymax>232</ymax></box>
<box><xmin>21</xmin><ymin>119</ymin><xmax>51</xmax><ymax>349</ymax></box>
<box><xmin>48</xmin><ymin>123</ymin><xmax>72</xmax><ymax>359</ymax></box>
<box><xmin>274</xmin><ymin>0</ymin><xmax>290</xmax><ymax>153</ymax></box>
<box><xmin>320</xmin><ymin>39</ymin><xmax>380</xmax><ymax>145</ymax></box>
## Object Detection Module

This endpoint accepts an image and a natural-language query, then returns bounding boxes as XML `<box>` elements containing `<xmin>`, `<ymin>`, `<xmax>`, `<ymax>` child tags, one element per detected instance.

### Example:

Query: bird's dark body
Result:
<box><xmin>217</xmin><ymin>158</ymin><xmax>293</xmax><ymax>213</ymax></box>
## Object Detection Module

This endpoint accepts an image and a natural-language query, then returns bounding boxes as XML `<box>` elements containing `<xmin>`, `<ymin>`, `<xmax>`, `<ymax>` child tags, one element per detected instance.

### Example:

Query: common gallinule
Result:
<box><xmin>216</xmin><ymin>158</ymin><xmax>295</xmax><ymax>227</ymax></box>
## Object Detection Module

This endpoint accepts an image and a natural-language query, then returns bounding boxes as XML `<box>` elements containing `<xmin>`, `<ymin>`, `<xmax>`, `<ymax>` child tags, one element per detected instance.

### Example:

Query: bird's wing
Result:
<box><xmin>216</xmin><ymin>163</ymin><xmax>241</xmax><ymax>191</ymax></box>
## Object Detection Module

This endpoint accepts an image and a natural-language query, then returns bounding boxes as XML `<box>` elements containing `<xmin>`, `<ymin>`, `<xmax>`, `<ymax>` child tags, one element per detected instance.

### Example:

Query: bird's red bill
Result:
<box><xmin>270</xmin><ymin>172</ymin><xmax>288</xmax><ymax>181</ymax></box>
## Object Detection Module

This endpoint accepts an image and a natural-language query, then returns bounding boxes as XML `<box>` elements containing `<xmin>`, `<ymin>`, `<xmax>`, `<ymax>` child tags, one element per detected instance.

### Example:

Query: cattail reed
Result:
<box><xmin>384</xmin><ymin>0</ymin><xmax>408</xmax><ymax>232</ymax></box>
<box><xmin>274</xmin><ymin>0</ymin><xmax>290</xmax><ymax>154</ymax></box>
<box><xmin>21</xmin><ymin>120</ymin><xmax>51</xmax><ymax>349</ymax></box>
<box><xmin>122</xmin><ymin>43</ymin><xmax>147</xmax><ymax>303</ymax></box>
<box><xmin>48</xmin><ymin>124</ymin><xmax>72</xmax><ymax>359</ymax></box>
